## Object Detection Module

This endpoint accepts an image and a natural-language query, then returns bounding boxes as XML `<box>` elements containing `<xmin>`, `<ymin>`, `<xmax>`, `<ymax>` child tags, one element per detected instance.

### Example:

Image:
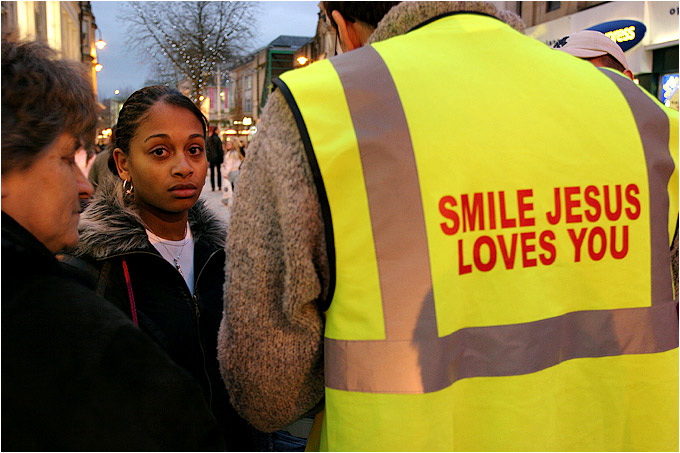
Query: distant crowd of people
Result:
<box><xmin>2</xmin><ymin>1</ymin><xmax>677</xmax><ymax>452</ymax></box>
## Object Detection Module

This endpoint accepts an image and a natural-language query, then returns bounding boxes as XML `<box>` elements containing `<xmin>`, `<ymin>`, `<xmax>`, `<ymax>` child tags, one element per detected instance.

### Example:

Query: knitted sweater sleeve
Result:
<box><xmin>217</xmin><ymin>89</ymin><xmax>328</xmax><ymax>432</ymax></box>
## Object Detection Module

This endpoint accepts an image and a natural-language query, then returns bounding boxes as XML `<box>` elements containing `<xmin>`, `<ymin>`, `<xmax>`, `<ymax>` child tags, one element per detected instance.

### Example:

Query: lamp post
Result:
<box><xmin>95</xmin><ymin>30</ymin><xmax>107</xmax><ymax>50</ymax></box>
<box><xmin>216</xmin><ymin>63</ymin><xmax>222</xmax><ymax>131</ymax></box>
<box><xmin>92</xmin><ymin>27</ymin><xmax>106</xmax><ymax>98</ymax></box>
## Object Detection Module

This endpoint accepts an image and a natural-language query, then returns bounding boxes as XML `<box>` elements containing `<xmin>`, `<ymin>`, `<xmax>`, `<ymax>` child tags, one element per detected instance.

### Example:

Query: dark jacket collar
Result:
<box><xmin>75</xmin><ymin>181</ymin><xmax>227</xmax><ymax>261</ymax></box>
<box><xmin>1</xmin><ymin>211</ymin><xmax>58</xmax><ymax>273</ymax></box>
<box><xmin>2</xmin><ymin>211</ymin><xmax>101</xmax><ymax>289</ymax></box>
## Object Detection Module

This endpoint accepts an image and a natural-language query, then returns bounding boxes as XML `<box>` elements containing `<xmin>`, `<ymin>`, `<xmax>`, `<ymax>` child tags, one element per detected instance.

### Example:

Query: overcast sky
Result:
<box><xmin>91</xmin><ymin>1</ymin><xmax>320</xmax><ymax>100</ymax></box>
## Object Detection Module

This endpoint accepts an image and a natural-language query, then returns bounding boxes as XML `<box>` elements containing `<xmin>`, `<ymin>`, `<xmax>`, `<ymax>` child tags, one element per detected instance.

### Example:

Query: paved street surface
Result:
<box><xmin>199</xmin><ymin>175</ymin><xmax>231</xmax><ymax>224</ymax></box>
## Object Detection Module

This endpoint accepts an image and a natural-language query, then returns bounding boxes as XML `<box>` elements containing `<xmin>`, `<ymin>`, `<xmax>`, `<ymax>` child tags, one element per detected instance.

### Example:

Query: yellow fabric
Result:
<box><xmin>666</xmin><ymin>110</ymin><xmax>679</xmax><ymax>244</ymax></box>
<box><xmin>629</xmin><ymin>76</ymin><xmax>680</xmax><ymax>244</ymax></box>
<box><xmin>304</xmin><ymin>410</ymin><xmax>324</xmax><ymax>452</ymax></box>
<box><xmin>376</xmin><ymin>29</ymin><xmax>652</xmax><ymax>332</ymax></box>
<box><xmin>280</xmin><ymin>13</ymin><xmax>679</xmax><ymax>452</ymax></box>
<box><xmin>281</xmin><ymin>60</ymin><xmax>386</xmax><ymax>341</ymax></box>
<box><xmin>321</xmin><ymin>350</ymin><xmax>678</xmax><ymax>451</ymax></box>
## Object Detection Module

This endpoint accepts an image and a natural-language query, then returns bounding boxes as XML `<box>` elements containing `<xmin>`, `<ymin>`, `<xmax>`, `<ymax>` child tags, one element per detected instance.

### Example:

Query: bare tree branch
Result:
<box><xmin>120</xmin><ymin>1</ymin><xmax>258</xmax><ymax>104</ymax></box>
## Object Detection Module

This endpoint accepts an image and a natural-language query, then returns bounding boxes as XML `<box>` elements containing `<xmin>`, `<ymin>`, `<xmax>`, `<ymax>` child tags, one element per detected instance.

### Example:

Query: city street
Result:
<box><xmin>199</xmin><ymin>174</ymin><xmax>231</xmax><ymax>224</ymax></box>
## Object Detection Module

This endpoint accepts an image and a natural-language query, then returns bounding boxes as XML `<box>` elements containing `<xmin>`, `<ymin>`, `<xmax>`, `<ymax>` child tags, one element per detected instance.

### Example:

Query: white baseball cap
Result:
<box><xmin>554</xmin><ymin>30</ymin><xmax>629</xmax><ymax>71</ymax></box>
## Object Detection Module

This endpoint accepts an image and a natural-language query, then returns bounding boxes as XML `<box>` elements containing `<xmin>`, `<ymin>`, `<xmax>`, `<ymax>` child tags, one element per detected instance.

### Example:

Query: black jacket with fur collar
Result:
<box><xmin>74</xmin><ymin>184</ymin><xmax>255</xmax><ymax>451</ymax></box>
<box><xmin>2</xmin><ymin>211</ymin><xmax>226</xmax><ymax>451</ymax></box>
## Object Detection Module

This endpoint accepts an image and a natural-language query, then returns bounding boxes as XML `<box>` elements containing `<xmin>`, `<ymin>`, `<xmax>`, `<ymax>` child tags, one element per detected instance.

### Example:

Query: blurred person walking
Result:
<box><xmin>207</xmin><ymin>126</ymin><xmax>224</xmax><ymax>191</ymax></box>
<box><xmin>88</xmin><ymin>125</ymin><xmax>117</xmax><ymax>191</ymax></box>
<box><xmin>221</xmin><ymin>139</ymin><xmax>244</xmax><ymax>208</ymax></box>
<box><xmin>73</xmin><ymin>85</ymin><xmax>257</xmax><ymax>451</ymax></box>
<box><xmin>1</xmin><ymin>39</ymin><xmax>226</xmax><ymax>451</ymax></box>
<box><xmin>218</xmin><ymin>1</ymin><xmax>678</xmax><ymax>451</ymax></box>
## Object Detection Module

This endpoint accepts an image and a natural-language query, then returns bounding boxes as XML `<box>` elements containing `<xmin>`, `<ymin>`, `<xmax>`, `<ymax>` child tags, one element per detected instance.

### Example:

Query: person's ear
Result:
<box><xmin>623</xmin><ymin>68</ymin><xmax>635</xmax><ymax>81</ymax></box>
<box><xmin>112</xmin><ymin>148</ymin><xmax>130</xmax><ymax>181</ymax></box>
<box><xmin>1</xmin><ymin>174</ymin><xmax>11</xmax><ymax>198</ymax></box>
<box><xmin>332</xmin><ymin>10</ymin><xmax>363</xmax><ymax>52</ymax></box>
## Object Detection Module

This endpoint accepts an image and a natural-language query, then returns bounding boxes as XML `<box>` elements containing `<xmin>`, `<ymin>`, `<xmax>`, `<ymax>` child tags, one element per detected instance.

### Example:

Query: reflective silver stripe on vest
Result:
<box><xmin>599</xmin><ymin>69</ymin><xmax>676</xmax><ymax>305</ymax></box>
<box><xmin>327</xmin><ymin>304</ymin><xmax>678</xmax><ymax>393</ymax></box>
<box><xmin>329</xmin><ymin>46</ymin><xmax>437</xmax><ymax>341</ymax></box>
<box><xmin>324</xmin><ymin>46</ymin><xmax>678</xmax><ymax>394</ymax></box>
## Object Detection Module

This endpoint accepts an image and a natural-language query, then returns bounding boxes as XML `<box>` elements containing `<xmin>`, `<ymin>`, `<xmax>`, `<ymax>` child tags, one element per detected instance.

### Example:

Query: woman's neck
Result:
<box><xmin>138</xmin><ymin>208</ymin><xmax>188</xmax><ymax>241</ymax></box>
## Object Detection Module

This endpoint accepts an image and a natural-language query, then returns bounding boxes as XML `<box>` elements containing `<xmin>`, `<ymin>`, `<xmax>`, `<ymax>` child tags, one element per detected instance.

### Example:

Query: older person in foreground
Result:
<box><xmin>1</xmin><ymin>39</ymin><xmax>225</xmax><ymax>451</ymax></box>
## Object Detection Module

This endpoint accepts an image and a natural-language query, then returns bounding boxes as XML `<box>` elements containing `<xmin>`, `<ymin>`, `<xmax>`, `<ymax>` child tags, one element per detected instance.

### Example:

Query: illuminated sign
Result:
<box><xmin>587</xmin><ymin>20</ymin><xmax>646</xmax><ymax>52</ymax></box>
<box><xmin>661</xmin><ymin>74</ymin><xmax>679</xmax><ymax>107</ymax></box>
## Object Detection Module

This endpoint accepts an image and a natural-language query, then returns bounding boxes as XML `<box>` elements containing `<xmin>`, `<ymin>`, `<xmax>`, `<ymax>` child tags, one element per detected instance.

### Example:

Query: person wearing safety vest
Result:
<box><xmin>218</xmin><ymin>1</ymin><xmax>679</xmax><ymax>451</ymax></box>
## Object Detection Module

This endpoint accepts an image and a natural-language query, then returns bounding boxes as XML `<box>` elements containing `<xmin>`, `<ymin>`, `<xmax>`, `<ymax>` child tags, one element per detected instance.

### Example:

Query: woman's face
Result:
<box><xmin>1</xmin><ymin>133</ymin><xmax>94</xmax><ymax>253</ymax></box>
<box><xmin>114</xmin><ymin>102</ymin><xmax>207</xmax><ymax>218</ymax></box>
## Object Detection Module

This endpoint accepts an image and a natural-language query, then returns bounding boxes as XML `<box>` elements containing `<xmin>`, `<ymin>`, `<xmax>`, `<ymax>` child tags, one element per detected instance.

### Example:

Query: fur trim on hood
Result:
<box><xmin>368</xmin><ymin>1</ymin><xmax>525</xmax><ymax>45</ymax></box>
<box><xmin>75</xmin><ymin>179</ymin><xmax>226</xmax><ymax>260</ymax></box>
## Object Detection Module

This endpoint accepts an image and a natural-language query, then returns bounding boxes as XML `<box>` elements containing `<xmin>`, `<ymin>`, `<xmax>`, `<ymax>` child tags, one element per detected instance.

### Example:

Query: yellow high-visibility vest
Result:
<box><xmin>277</xmin><ymin>12</ymin><xmax>679</xmax><ymax>452</ymax></box>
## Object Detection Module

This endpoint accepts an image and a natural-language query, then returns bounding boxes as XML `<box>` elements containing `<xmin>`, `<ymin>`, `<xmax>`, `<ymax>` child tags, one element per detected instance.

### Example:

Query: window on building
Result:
<box><xmin>61</xmin><ymin>8</ymin><xmax>78</xmax><ymax>60</ymax></box>
<box><xmin>546</xmin><ymin>2</ymin><xmax>561</xmax><ymax>13</ymax></box>
<box><xmin>34</xmin><ymin>1</ymin><xmax>47</xmax><ymax>42</ymax></box>
<box><xmin>244</xmin><ymin>93</ymin><xmax>252</xmax><ymax>113</ymax></box>
<box><xmin>243</xmin><ymin>75</ymin><xmax>253</xmax><ymax>113</ymax></box>
<box><xmin>228</xmin><ymin>82</ymin><xmax>235</xmax><ymax>110</ymax></box>
<box><xmin>1</xmin><ymin>2</ymin><xmax>17</xmax><ymax>36</ymax></box>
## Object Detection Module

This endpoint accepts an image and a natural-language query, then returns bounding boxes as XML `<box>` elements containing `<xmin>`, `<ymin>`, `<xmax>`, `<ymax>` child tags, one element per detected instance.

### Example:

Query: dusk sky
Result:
<box><xmin>91</xmin><ymin>1</ymin><xmax>321</xmax><ymax>99</ymax></box>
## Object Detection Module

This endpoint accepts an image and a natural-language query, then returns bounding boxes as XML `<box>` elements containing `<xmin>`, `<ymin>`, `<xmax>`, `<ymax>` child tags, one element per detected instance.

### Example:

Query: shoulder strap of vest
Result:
<box><xmin>599</xmin><ymin>68</ymin><xmax>676</xmax><ymax>304</ymax></box>
<box><xmin>273</xmin><ymin>77</ymin><xmax>336</xmax><ymax>313</ymax></box>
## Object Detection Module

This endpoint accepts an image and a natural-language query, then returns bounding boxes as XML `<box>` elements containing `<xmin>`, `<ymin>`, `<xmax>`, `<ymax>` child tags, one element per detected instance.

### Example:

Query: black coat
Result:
<box><xmin>1</xmin><ymin>211</ymin><xmax>226</xmax><ymax>451</ymax></box>
<box><xmin>207</xmin><ymin>134</ymin><xmax>224</xmax><ymax>164</ymax></box>
<box><xmin>75</xmin><ymin>183</ymin><xmax>256</xmax><ymax>451</ymax></box>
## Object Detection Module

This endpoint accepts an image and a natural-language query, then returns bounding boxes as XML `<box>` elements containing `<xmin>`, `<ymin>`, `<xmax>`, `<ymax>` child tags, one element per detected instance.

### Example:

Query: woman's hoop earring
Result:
<box><xmin>123</xmin><ymin>179</ymin><xmax>134</xmax><ymax>197</ymax></box>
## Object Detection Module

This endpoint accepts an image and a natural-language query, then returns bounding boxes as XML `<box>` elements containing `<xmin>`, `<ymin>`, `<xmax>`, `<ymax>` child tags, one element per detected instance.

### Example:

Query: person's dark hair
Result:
<box><xmin>1</xmin><ymin>39</ymin><xmax>99</xmax><ymax>175</ymax></box>
<box><xmin>110</xmin><ymin>85</ymin><xmax>208</xmax><ymax>175</ymax></box>
<box><xmin>323</xmin><ymin>1</ymin><xmax>400</xmax><ymax>29</ymax></box>
<box><xmin>586</xmin><ymin>54</ymin><xmax>626</xmax><ymax>73</ymax></box>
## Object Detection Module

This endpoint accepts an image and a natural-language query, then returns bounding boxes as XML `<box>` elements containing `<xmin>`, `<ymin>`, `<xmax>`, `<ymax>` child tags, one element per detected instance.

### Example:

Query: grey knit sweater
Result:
<box><xmin>217</xmin><ymin>1</ymin><xmax>525</xmax><ymax>433</ymax></box>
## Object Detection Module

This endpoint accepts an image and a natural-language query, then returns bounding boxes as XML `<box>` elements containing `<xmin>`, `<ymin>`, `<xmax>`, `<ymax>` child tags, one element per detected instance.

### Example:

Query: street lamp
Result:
<box><xmin>95</xmin><ymin>29</ymin><xmax>107</xmax><ymax>50</ymax></box>
<box><xmin>95</xmin><ymin>63</ymin><xmax>103</xmax><ymax>72</ymax></box>
<box><xmin>114</xmin><ymin>90</ymin><xmax>120</xmax><ymax>95</ymax></box>
<box><xmin>296</xmin><ymin>56</ymin><xmax>309</xmax><ymax>66</ymax></box>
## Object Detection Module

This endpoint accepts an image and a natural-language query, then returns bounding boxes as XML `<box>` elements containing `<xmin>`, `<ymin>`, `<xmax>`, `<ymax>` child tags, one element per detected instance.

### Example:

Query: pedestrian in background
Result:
<box><xmin>74</xmin><ymin>142</ymin><xmax>96</xmax><ymax>180</ymax></box>
<box><xmin>88</xmin><ymin>125</ymin><xmax>117</xmax><ymax>191</ymax></box>
<box><xmin>218</xmin><ymin>1</ymin><xmax>678</xmax><ymax>451</ymax></box>
<box><xmin>1</xmin><ymin>39</ymin><xmax>225</xmax><ymax>451</ymax></box>
<box><xmin>74</xmin><ymin>85</ymin><xmax>258</xmax><ymax>451</ymax></box>
<box><xmin>223</xmin><ymin>139</ymin><xmax>244</xmax><ymax>184</ymax></box>
<box><xmin>553</xmin><ymin>29</ymin><xmax>635</xmax><ymax>80</ymax></box>
<box><xmin>221</xmin><ymin>139</ymin><xmax>244</xmax><ymax>208</ymax></box>
<box><xmin>207</xmin><ymin>126</ymin><xmax>224</xmax><ymax>192</ymax></box>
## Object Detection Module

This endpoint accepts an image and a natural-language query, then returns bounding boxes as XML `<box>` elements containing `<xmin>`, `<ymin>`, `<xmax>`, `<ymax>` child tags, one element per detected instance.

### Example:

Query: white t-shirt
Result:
<box><xmin>146</xmin><ymin>224</ymin><xmax>195</xmax><ymax>295</ymax></box>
